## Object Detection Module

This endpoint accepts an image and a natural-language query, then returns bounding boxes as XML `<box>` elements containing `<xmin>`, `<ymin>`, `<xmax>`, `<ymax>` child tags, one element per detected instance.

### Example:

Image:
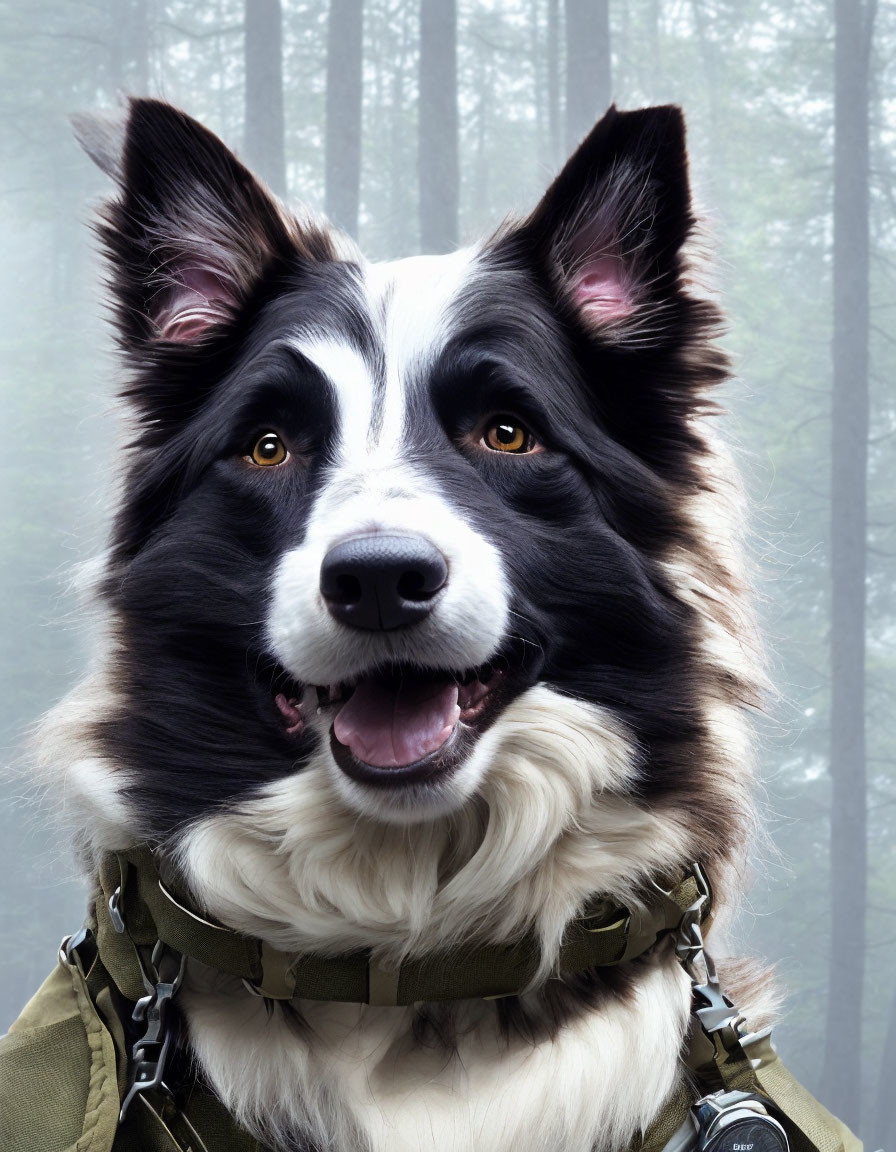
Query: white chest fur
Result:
<box><xmin>181</xmin><ymin>957</ymin><xmax>691</xmax><ymax>1152</ymax></box>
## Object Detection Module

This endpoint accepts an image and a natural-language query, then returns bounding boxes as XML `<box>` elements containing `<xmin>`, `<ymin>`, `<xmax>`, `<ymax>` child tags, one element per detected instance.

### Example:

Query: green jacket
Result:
<box><xmin>0</xmin><ymin>948</ymin><xmax>861</xmax><ymax>1152</ymax></box>
<box><xmin>0</xmin><ymin>957</ymin><xmax>264</xmax><ymax>1152</ymax></box>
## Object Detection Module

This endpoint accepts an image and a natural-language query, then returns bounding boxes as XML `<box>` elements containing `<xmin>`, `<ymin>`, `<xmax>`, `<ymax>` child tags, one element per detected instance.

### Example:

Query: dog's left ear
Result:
<box><xmin>513</xmin><ymin>104</ymin><xmax>693</xmax><ymax>344</ymax></box>
<box><xmin>74</xmin><ymin>99</ymin><xmax>330</xmax><ymax>348</ymax></box>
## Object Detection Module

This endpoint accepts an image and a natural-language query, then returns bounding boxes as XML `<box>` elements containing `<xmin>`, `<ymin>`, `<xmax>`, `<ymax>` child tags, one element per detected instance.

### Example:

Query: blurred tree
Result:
<box><xmin>820</xmin><ymin>0</ymin><xmax>877</xmax><ymax>1129</ymax></box>
<box><xmin>325</xmin><ymin>0</ymin><xmax>363</xmax><ymax>235</ymax></box>
<box><xmin>419</xmin><ymin>0</ymin><xmax>458</xmax><ymax>252</ymax></box>
<box><xmin>564</xmin><ymin>0</ymin><xmax>610</xmax><ymax>151</ymax></box>
<box><xmin>873</xmin><ymin>987</ymin><xmax>896</xmax><ymax>1147</ymax></box>
<box><xmin>244</xmin><ymin>0</ymin><xmax>286</xmax><ymax>196</ymax></box>
<box><xmin>109</xmin><ymin>0</ymin><xmax>151</xmax><ymax>93</ymax></box>
<box><xmin>547</xmin><ymin>0</ymin><xmax>561</xmax><ymax>166</ymax></box>
<box><xmin>387</xmin><ymin>0</ymin><xmax>416</xmax><ymax>255</ymax></box>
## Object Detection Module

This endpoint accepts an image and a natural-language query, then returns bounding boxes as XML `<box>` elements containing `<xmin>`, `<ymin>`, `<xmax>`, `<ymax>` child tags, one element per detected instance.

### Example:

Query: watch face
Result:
<box><xmin>704</xmin><ymin>1116</ymin><xmax>789</xmax><ymax>1152</ymax></box>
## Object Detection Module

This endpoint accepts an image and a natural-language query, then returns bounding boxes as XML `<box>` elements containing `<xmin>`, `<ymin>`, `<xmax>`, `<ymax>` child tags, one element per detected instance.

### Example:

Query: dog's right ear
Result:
<box><xmin>74</xmin><ymin>99</ymin><xmax>332</xmax><ymax>347</ymax></box>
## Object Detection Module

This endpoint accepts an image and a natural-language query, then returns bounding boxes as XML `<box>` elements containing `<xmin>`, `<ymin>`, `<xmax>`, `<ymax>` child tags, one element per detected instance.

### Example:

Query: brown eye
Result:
<box><xmin>249</xmin><ymin>433</ymin><xmax>288</xmax><ymax>467</ymax></box>
<box><xmin>483</xmin><ymin>418</ymin><xmax>534</xmax><ymax>454</ymax></box>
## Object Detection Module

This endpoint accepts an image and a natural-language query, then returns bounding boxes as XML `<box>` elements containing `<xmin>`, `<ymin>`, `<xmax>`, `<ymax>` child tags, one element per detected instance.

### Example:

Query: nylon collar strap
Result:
<box><xmin>94</xmin><ymin>845</ymin><xmax>712</xmax><ymax>1007</ymax></box>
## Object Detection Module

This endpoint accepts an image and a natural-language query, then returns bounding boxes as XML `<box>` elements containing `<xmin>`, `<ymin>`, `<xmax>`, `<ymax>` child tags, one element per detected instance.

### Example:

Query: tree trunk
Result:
<box><xmin>530</xmin><ymin>0</ymin><xmax>545</xmax><ymax>172</ymax></box>
<box><xmin>244</xmin><ymin>0</ymin><xmax>286</xmax><ymax>197</ymax></box>
<box><xmin>128</xmin><ymin>0</ymin><xmax>149</xmax><ymax>93</ymax></box>
<box><xmin>690</xmin><ymin>0</ymin><xmax>723</xmax><ymax>195</ymax></box>
<box><xmin>564</xmin><ymin>0</ymin><xmax>610</xmax><ymax>153</ymax></box>
<box><xmin>419</xmin><ymin>0</ymin><xmax>459</xmax><ymax>254</ymax></box>
<box><xmin>389</xmin><ymin>0</ymin><xmax>413</xmax><ymax>256</ymax></box>
<box><xmin>472</xmin><ymin>55</ymin><xmax>491</xmax><ymax>228</ymax></box>
<box><xmin>648</xmin><ymin>0</ymin><xmax>662</xmax><ymax>95</ymax></box>
<box><xmin>108</xmin><ymin>0</ymin><xmax>151</xmax><ymax>95</ymax></box>
<box><xmin>325</xmin><ymin>0</ymin><xmax>364</xmax><ymax>237</ymax></box>
<box><xmin>872</xmin><ymin>984</ymin><xmax>896</xmax><ymax>1149</ymax></box>
<box><xmin>547</xmin><ymin>0</ymin><xmax>561</xmax><ymax>165</ymax></box>
<box><xmin>819</xmin><ymin>0</ymin><xmax>876</xmax><ymax>1132</ymax></box>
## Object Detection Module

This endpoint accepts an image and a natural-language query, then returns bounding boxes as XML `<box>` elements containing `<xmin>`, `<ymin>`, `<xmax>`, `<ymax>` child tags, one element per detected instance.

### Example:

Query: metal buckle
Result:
<box><xmin>645</xmin><ymin>862</ymin><xmax>711</xmax><ymax>954</ymax></box>
<box><xmin>660</xmin><ymin>862</ymin><xmax>711</xmax><ymax>976</ymax></box>
<box><xmin>108</xmin><ymin>885</ymin><xmax>127</xmax><ymax>934</ymax></box>
<box><xmin>671</xmin><ymin>866</ymin><xmax>747</xmax><ymax>1055</ymax></box>
<box><xmin>58</xmin><ymin>927</ymin><xmax>90</xmax><ymax>968</ymax></box>
<box><xmin>119</xmin><ymin>940</ymin><xmax>186</xmax><ymax>1122</ymax></box>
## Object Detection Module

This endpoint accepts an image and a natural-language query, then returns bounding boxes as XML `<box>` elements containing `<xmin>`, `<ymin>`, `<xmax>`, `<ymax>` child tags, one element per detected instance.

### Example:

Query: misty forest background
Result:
<box><xmin>0</xmin><ymin>0</ymin><xmax>893</xmax><ymax>1144</ymax></box>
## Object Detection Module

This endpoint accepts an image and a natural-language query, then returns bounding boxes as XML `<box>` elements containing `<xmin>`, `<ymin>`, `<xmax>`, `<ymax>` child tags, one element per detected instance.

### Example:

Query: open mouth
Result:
<box><xmin>268</xmin><ymin>660</ymin><xmax>513</xmax><ymax>787</ymax></box>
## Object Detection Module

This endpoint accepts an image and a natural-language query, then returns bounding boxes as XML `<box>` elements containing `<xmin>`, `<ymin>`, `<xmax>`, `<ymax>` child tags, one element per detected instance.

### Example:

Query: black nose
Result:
<box><xmin>320</xmin><ymin>533</ymin><xmax>449</xmax><ymax>631</ymax></box>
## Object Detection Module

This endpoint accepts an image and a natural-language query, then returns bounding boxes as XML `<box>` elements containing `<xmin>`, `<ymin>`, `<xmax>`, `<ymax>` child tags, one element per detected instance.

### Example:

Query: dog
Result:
<box><xmin>24</xmin><ymin>98</ymin><xmax>784</xmax><ymax>1152</ymax></box>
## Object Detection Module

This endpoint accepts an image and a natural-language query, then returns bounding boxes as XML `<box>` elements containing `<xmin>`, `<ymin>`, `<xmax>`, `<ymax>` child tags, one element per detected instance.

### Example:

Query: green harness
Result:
<box><xmin>0</xmin><ymin>847</ymin><xmax>861</xmax><ymax>1152</ymax></box>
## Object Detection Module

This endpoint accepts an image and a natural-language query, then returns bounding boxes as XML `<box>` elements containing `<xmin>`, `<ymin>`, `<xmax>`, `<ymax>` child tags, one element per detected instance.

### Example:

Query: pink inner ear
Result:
<box><xmin>572</xmin><ymin>255</ymin><xmax>636</xmax><ymax>323</ymax></box>
<box><xmin>157</xmin><ymin>267</ymin><xmax>235</xmax><ymax>343</ymax></box>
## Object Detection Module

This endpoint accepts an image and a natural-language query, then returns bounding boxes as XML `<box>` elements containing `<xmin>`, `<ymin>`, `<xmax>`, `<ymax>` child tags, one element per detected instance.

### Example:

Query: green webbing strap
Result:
<box><xmin>634</xmin><ymin>1081</ymin><xmax>694</xmax><ymax>1152</ymax></box>
<box><xmin>113</xmin><ymin>1087</ymin><xmax>268</xmax><ymax>1152</ymax></box>
<box><xmin>95</xmin><ymin>846</ymin><xmax>710</xmax><ymax>1006</ymax></box>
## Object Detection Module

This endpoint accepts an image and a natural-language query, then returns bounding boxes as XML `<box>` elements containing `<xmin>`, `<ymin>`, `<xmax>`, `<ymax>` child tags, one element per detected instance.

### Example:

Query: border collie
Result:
<box><xmin>40</xmin><ymin>98</ymin><xmax>770</xmax><ymax>1152</ymax></box>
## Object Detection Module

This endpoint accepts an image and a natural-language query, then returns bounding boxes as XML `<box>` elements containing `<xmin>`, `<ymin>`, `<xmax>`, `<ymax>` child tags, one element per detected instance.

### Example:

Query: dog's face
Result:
<box><xmin>80</xmin><ymin>100</ymin><xmax>750</xmax><ymax>863</ymax></box>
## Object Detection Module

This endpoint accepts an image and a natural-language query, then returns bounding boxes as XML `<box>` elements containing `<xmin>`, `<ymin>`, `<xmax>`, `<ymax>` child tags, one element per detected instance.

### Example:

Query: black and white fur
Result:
<box><xmin>39</xmin><ymin>99</ymin><xmax>771</xmax><ymax>1152</ymax></box>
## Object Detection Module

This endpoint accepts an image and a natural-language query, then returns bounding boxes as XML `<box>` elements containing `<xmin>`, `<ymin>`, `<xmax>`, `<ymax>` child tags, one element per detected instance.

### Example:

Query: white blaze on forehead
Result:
<box><xmin>290</xmin><ymin>248</ymin><xmax>478</xmax><ymax>463</ymax></box>
<box><xmin>289</xmin><ymin>337</ymin><xmax>375</xmax><ymax>458</ymax></box>
<box><xmin>365</xmin><ymin>247</ymin><xmax>479</xmax><ymax>451</ymax></box>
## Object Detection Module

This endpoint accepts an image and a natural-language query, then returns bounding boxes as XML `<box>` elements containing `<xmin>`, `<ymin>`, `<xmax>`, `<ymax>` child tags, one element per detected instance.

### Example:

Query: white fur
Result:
<box><xmin>32</xmin><ymin>669</ymin><xmax>136</xmax><ymax>863</ymax></box>
<box><xmin>177</xmin><ymin>686</ymin><xmax>693</xmax><ymax>969</ymax></box>
<box><xmin>182</xmin><ymin>958</ymin><xmax>692</xmax><ymax>1152</ymax></box>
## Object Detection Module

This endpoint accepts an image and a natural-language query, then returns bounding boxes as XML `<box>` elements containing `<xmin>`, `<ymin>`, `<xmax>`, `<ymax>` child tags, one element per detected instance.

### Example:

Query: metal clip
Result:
<box><xmin>119</xmin><ymin>940</ymin><xmax>186</xmax><ymax>1122</ymax></box>
<box><xmin>108</xmin><ymin>885</ymin><xmax>126</xmax><ymax>934</ymax></box>
<box><xmin>58</xmin><ymin>927</ymin><xmax>90</xmax><ymax>968</ymax></box>
<box><xmin>671</xmin><ymin>870</ymin><xmax>748</xmax><ymax>1055</ymax></box>
<box><xmin>666</xmin><ymin>863</ymin><xmax>712</xmax><ymax>978</ymax></box>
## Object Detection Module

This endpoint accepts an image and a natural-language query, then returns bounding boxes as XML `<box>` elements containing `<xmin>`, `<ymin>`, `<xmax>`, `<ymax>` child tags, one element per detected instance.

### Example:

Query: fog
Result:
<box><xmin>0</xmin><ymin>1</ymin><xmax>894</xmax><ymax>1144</ymax></box>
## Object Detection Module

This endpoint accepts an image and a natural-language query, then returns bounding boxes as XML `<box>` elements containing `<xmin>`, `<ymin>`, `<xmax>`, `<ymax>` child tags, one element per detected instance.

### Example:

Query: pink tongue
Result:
<box><xmin>333</xmin><ymin>678</ymin><xmax>460</xmax><ymax>768</ymax></box>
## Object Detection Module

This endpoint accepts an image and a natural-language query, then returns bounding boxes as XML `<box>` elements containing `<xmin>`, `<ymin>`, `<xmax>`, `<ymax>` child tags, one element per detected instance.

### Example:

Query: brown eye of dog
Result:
<box><xmin>249</xmin><ymin>433</ymin><xmax>288</xmax><ymax>467</ymax></box>
<box><xmin>483</xmin><ymin>418</ymin><xmax>533</xmax><ymax>454</ymax></box>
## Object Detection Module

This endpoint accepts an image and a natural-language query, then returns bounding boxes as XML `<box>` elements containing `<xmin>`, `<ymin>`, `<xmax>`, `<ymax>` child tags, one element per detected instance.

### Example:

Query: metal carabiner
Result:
<box><xmin>119</xmin><ymin>941</ymin><xmax>186</xmax><ymax>1122</ymax></box>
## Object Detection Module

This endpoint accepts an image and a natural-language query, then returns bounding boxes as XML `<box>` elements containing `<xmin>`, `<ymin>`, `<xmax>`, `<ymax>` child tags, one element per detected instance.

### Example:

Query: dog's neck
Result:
<box><xmin>99</xmin><ymin>842</ymin><xmax>710</xmax><ymax>1008</ymax></box>
<box><xmin>180</xmin><ymin>954</ymin><xmax>692</xmax><ymax>1152</ymax></box>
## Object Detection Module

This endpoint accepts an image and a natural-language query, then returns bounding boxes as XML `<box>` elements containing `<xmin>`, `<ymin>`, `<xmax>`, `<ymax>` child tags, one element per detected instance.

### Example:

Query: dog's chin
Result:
<box><xmin>324</xmin><ymin>720</ymin><xmax>488</xmax><ymax>824</ymax></box>
<box><xmin>324</xmin><ymin>733</ymin><xmax>490</xmax><ymax>824</ymax></box>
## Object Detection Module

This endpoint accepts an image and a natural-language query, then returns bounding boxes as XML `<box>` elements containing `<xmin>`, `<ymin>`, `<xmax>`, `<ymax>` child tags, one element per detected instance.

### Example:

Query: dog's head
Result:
<box><xmin>55</xmin><ymin>100</ymin><xmax>761</xmax><ymax>955</ymax></box>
